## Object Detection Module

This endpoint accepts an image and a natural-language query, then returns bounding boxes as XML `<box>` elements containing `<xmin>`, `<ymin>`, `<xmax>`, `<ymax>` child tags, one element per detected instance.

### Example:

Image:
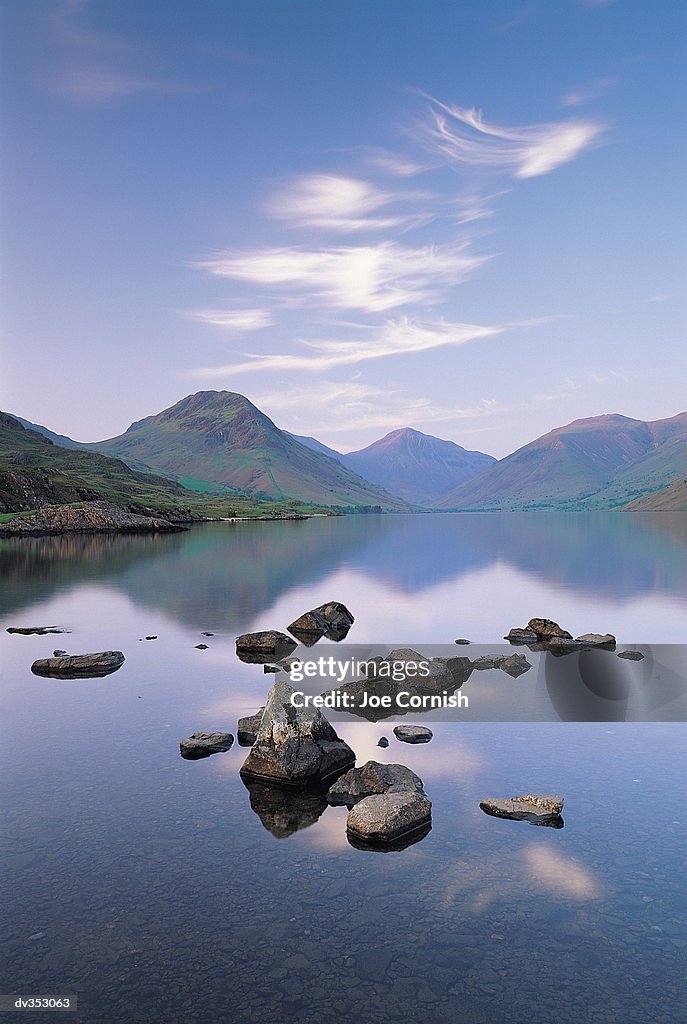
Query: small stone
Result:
<box><xmin>195</xmin><ymin>644</ymin><xmax>208</xmax><ymax>650</ymax></box>
<box><xmin>480</xmin><ymin>793</ymin><xmax>564</xmax><ymax>826</ymax></box>
<box><xmin>201</xmin><ymin>631</ymin><xmax>214</xmax><ymax>636</ymax></box>
<box><xmin>504</xmin><ymin>628</ymin><xmax>539</xmax><ymax>644</ymax></box>
<box><xmin>575</xmin><ymin>633</ymin><xmax>616</xmax><ymax>647</ymax></box>
<box><xmin>180</xmin><ymin>731</ymin><xmax>234</xmax><ymax>759</ymax></box>
<box><xmin>235</xmin><ymin>630</ymin><xmax>297</xmax><ymax>664</ymax></box>
<box><xmin>377</xmin><ymin>736</ymin><xmax>389</xmax><ymax>748</ymax></box>
<box><xmin>53</xmin><ymin>649</ymin><xmax>67</xmax><ymax>656</ymax></box>
<box><xmin>454</xmin><ymin>638</ymin><xmax>471</xmax><ymax>645</ymax></box>
<box><xmin>393</xmin><ymin>725</ymin><xmax>433</xmax><ymax>744</ymax></box>
<box><xmin>31</xmin><ymin>651</ymin><xmax>125</xmax><ymax>679</ymax></box>
<box><xmin>618</xmin><ymin>650</ymin><xmax>644</xmax><ymax>661</ymax></box>
<box><xmin>145</xmin><ymin>635</ymin><xmax>157</xmax><ymax>641</ymax></box>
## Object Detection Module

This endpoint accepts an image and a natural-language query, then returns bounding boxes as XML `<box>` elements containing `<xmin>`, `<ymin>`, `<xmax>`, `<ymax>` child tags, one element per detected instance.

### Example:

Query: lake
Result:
<box><xmin>1</xmin><ymin>513</ymin><xmax>686</xmax><ymax>1023</ymax></box>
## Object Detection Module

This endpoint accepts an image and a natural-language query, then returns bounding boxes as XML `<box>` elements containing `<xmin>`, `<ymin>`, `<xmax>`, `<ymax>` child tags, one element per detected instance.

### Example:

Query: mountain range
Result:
<box><xmin>289</xmin><ymin>426</ymin><xmax>494</xmax><ymax>506</ymax></box>
<box><xmin>5</xmin><ymin>392</ymin><xmax>686</xmax><ymax>513</ymax></box>
<box><xmin>438</xmin><ymin>412</ymin><xmax>687</xmax><ymax>511</ymax></box>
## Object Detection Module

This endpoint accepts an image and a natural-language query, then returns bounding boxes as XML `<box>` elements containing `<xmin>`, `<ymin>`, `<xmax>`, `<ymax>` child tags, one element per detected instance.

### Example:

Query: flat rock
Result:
<box><xmin>7</xmin><ymin>626</ymin><xmax>70</xmax><ymax>635</ymax></box>
<box><xmin>31</xmin><ymin>651</ymin><xmax>125</xmax><ymax>679</ymax></box>
<box><xmin>575</xmin><ymin>633</ymin><xmax>616</xmax><ymax>647</ymax></box>
<box><xmin>235</xmin><ymin>630</ymin><xmax>297</xmax><ymax>664</ymax></box>
<box><xmin>454</xmin><ymin>638</ymin><xmax>471</xmax><ymax>644</ymax></box>
<box><xmin>505</xmin><ymin>628</ymin><xmax>539</xmax><ymax>644</ymax></box>
<box><xmin>393</xmin><ymin>725</ymin><xmax>433</xmax><ymax>744</ymax></box>
<box><xmin>480</xmin><ymin>793</ymin><xmax>564</xmax><ymax>826</ymax></box>
<box><xmin>240</xmin><ymin>678</ymin><xmax>355</xmax><ymax>785</ymax></box>
<box><xmin>327</xmin><ymin>760</ymin><xmax>425</xmax><ymax>807</ymax></box>
<box><xmin>237</xmin><ymin>709</ymin><xmax>264</xmax><ymax>746</ymax></box>
<box><xmin>346</xmin><ymin>791</ymin><xmax>432</xmax><ymax>844</ymax></box>
<box><xmin>180</xmin><ymin>731</ymin><xmax>234</xmax><ymax>759</ymax></box>
<box><xmin>618</xmin><ymin>650</ymin><xmax>644</xmax><ymax>661</ymax></box>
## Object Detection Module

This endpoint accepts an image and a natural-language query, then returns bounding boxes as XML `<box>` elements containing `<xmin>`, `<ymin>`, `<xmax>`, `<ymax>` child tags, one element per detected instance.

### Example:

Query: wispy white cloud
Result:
<box><xmin>188</xmin><ymin>308</ymin><xmax>274</xmax><ymax>331</ymax></box>
<box><xmin>45</xmin><ymin>3</ymin><xmax>191</xmax><ymax>104</ymax></box>
<box><xmin>191</xmin><ymin>315</ymin><xmax>502</xmax><ymax>377</ymax></box>
<box><xmin>196</xmin><ymin>241</ymin><xmax>487</xmax><ymax>313</ymax></box>
<box><xmin>562</xmin><ymin>76</ymin><xmax>615</xmax><ymax>108</ymax></box>
<box><xmin>364</xmin><ymin>148</ymin><xmax>429</xmax><ymax>178</ymax></box>
<box><xmin>250</xmin><ymin>378</ymin><xmax>505</xmax><ymax>439</ymax></box>
<box><xmin>422</xmin><ymin>97</ymin><xmax>605</xmax><ymax>178</ymax></box>
<box><xmin>264</xmin><ymin>174</ymin><xmax>428</xmax><ymax>233</ymax></box>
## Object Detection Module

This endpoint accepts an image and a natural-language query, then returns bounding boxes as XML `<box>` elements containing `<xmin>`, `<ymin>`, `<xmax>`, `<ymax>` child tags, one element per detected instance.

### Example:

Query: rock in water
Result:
<box><xmin>346</xmin><ymin>792</ymin><xmax>432</xmax><ymax>844</ymax></box>
<box><xmin>618</xmin><ymin>650</ymin><xmax>644</xmax><ymax>661</ymax></box>
<box><xmin>575</xmin><ymin>633</ymin><xmax>616</xmax><ymax>648</ymax></box>
<box><xmin>235</xmin><ymin>630</ymin><xmax>297</xmax><ymax>664</ymax></box>
<box><xmin>480</xmin><ymin>793</ymin><xmax>564</xmax><ymax>826</ymax></box>
<box><xmin>504</xmin><ymin>628</ymin><xmax>539</xmax><ymax>644</ymax></box>
<box><xmin>239</xmin><ymin>678</ymin><xmax>355</xmax><ymax>786</ymax></box>
<box><xmin>527</xmin><ymin>618</ymin><xmax>573</xmax><ymax>641</ymax></box>
<box><xmin>180</xmin><ymin>732</ymin><xmax>234</xmax><ymax>759</ymax></box>
<box><xmin>31</xmin><ymin>651</ymin><xmax>125</xmax><ymax>679</ymax></box>
<box><xmin>7</xmin><ymin>626</ymin><xmax>70</xmax><ymax>635</ymax></box>
<box><xmin>377</xmin><ymin>736</ymin><xmax>389</xmax><ymax>748</ymax></box>
<box><xmin>327</xmin><ymin>761</ymin><xmax>425</xmax><ymax>807</ymax></box>
<box><xmin>500</xmin><ymin>654</ymin><xmax>532</xmax><ymax>677</ymax></box>
<box><xmin>393</xmin><ymin>725</ymin><xmax>433</xmax><ymax>744</ymax></box>
<box><xmin>287</xmin><ymin>601</ymin><xmax>355</xmax><ymax>643</ymax></box>
<box><xmin>237</xmin><ymin>709</ymin><xmax>264</xmax><ymax>746</ymax></box>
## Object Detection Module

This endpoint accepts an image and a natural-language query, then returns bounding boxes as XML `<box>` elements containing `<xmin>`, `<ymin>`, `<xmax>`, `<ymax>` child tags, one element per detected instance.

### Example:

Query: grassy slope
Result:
<box><xmin>439</xmin><ymin>414</ymin><xmax>687</xmax><ymax>511</ymax></box>
<box><xmin>90</xmin><ymin>391</ymin><xmax>408</xmax><ymax>510</ymax></box>
<box><xmin>0</xmin><ymin>413</ymin><xmax>325</xmax><ymax>520</ymax></box>
<box><xmin>623</xmin><ymin>477</ymin><xmax>687</xmax><ymax>511</ymax></box>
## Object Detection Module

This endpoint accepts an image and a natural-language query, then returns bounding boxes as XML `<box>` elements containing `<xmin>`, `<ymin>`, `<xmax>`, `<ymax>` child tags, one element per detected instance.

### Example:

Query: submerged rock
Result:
<box><xmin>237</xmin><ymin>709</ymin><xmax>264</xmax><ymax>746</ymax></box>
<box><xmin>240</xmin><ymin>678</ymin><xmax>355</xmax><ymax>785</ymax></box>
<box><xmin>31</xmin><ymin>651</ymin><xmax>125</xmax><ymax>679</ymax></box>
<box><xmin>346</xmin><ymin>791</ymin><xmax>432</xmax><ymax>845</ymax></box>
<box><xmin>480</xmin><ymin>793</ymin><xmax>564</xmax><ymax>826</ymax></box>
<box><xmin>287</xmin><ymin>601</ymin><xmax>355</xmax><ymax>644</ymax></box>
<box><xmin>180</xmin><ymin>731</ymin><xmax>234</xmax><ymax>759</ymax></box>
<box><xmin>327</xmin><ymin>760</ymin><xmax>425</xmax><ymax>807</ymax></box>
<box><xmin>235</xmin><ymin>630</ymin><xmax>297</xmax><ymax>664</ymax></box>
<box><xmin>393</xmin><ymin>725</ymin><xmax>433</xmax><ymax>744</ymax></box>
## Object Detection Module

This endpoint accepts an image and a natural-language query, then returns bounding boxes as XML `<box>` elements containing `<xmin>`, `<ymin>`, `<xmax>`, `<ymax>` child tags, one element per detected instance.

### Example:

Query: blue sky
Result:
<box><xmin>2</xmin><ymin>0</ymin><xmax>685</xmax><ymax>456</ymax></box>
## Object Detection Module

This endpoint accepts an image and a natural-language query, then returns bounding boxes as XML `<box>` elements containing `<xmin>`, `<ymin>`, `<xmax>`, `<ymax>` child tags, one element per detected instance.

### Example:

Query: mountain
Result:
<box><xmin>623</xmin><ymin>477</ymin><xmax>687</xmax><ymax>511</ymax></box>
<box><xmin>8</xmin><ymin>414</ymin><xmax>84</xmax><ymax>449</ymax></box>
<box><xmin>341</xmin><ymin>427</ymin><xmax>496</xmax><ymax>507</ymax></box>
<box><xmin>284</xmin><ymin>432</ymin><xmax>346</xmax><ymax>463</ymax></box>
<box><xmin>0</xmin><ymin>412</ymin><xmax>197</xmax><ymax>514</ymax></box>
<box><xmin>89</xmin><ymin>392</ymin><xmax>408</xmax><ymax>510</ymax></box>
<box><xmin>438</xmin><ymin>412</ymin><xmax>687</xmax><ymax>511</ymax></box>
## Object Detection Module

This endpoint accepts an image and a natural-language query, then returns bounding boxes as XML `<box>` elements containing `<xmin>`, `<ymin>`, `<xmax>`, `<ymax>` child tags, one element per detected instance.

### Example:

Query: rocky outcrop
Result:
<box><xmin>235</xmin><ymin>630</ymin><xmax>297</xmax><ymax>664</ymax></box>
<box><xmin>0</xmin><ymin>501</ymin><xmax>188</xmax><ymax>538</ymax></box>
<box><xmin>239</xmin><ymin>679</ymin><xmax>355</xmax><ymax>786</ymax></box>
<box><xmin>30</xmin><ymin>651</ymin><xmax>125</xmax><ymax>678</ymax></box>
<box><xmin>327</xmin><ymin>761</ymin><xmax>425</xmax><ymax>807</ymax></box>
<box><xmin>237</xmin><ymin>709</ymin><xmax>264</xmax><ymax>746</ymax></box>
<box><xmin>287</xmin><ymin>601</ymin><xmax>354</xmax><ymax>644</ymax></box>
<box><xmin>346</xmin><ymin>792</ymin><xmax>432</xmax><ymax>845</ymax></box>
<box><xmin>480</xmin><ymin>793</ymin><xmax>564</xmax><ymax>827</ymax></box>
<box><xmin>179</xmin><ymin>731</ymin><xmax>234</xmax><ymax>759</ymax></box>
<box><xmin>393</xmin><ymin>725</ymin><xmax>433</xmax><ymax>744</ymax></box>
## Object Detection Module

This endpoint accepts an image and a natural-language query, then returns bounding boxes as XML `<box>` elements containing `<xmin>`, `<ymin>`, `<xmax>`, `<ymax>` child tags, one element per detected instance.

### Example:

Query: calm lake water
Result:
<box><xmin>1</xmin><ymin>513</ymin><xmax>686</xmax><ymax>1024</ymax></box>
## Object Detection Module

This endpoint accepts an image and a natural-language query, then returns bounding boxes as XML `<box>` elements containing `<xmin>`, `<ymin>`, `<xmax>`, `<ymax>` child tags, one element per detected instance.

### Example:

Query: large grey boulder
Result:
<box><xmin>287</xmin><ymin>601</ymin><xmax>354</xmax><ymax>643</ymax></box>
<box><xmin>31</xmin><ymin>651</ymin><xmax>125</xmax><ymax>679</ymax></box>
<box><xmin>239</xmin><ymin>678</ymin><xmax>355</xmax><ymax>786</ymax></box>
<box><xmin>327</xmin><ymin>760</ymin><xmax>425</xmax><ymax>807</ymax></box>
<box><xmin>480</xmin><ymin>793</ymin><xmax>564</xmax><ymax>826</ymax></box>
<box><xmin>235</xmin><ymin>630</ymin><xmax>297</xmax><ymax>664</ymax></box>
<box><xmin>180</xmin><ymin>732</ymin><xmax>234</xmax><ymax>759</ymax></box>
<box><xmin>346</xmin><ymin>792</ymin><xmax>432</xmax><ymax>844</ymax></box>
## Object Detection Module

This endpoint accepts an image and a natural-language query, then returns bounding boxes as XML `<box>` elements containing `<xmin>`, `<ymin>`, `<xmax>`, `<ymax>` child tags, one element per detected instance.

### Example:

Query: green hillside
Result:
<box><xmin>89</xmin><ymin>391</ymin><xmax>408</xmax><ymax>510</ymax></box>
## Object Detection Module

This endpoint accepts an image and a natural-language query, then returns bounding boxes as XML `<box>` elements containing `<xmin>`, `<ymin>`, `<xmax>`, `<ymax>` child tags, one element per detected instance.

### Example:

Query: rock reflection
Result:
<box><xmin>241</xmin><ymin>777</ymin><xmax>328</xmax><ymax>838</ymax></box>
<box><xmin>346</xmin><ymin>821</ymin><xmax>432</xmax><ymax>852</ymax></box>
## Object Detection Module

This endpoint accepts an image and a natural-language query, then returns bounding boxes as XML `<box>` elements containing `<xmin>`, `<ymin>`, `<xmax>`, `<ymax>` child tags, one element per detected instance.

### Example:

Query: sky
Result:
<box><xmin>1</xmin><ymin>0</ymin><xmax>685</xmax><ymax>457</ymax></box>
